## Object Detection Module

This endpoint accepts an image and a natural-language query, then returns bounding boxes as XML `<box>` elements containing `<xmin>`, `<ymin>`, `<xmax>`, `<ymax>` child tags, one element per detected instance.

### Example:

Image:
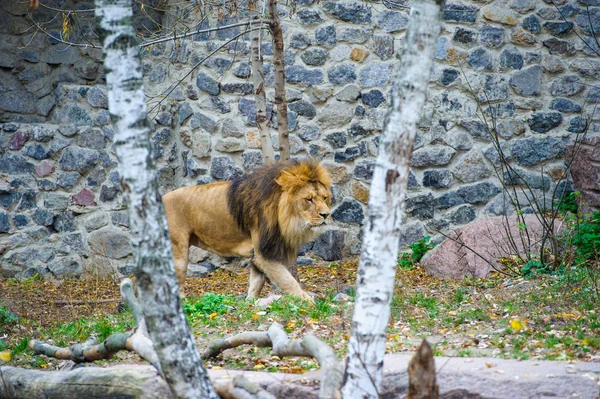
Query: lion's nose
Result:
<box><xmin>320</xmin><ymin>212</ymin><xmax>330</xmax><ymax>219</ymax></box>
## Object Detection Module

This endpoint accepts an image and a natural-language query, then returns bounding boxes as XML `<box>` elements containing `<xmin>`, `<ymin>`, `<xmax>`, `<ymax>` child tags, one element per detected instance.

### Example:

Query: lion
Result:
<box><xmin>162</xmin><ymin>159</ymin><xmax>332</xmax><ymax>301</ymax></box>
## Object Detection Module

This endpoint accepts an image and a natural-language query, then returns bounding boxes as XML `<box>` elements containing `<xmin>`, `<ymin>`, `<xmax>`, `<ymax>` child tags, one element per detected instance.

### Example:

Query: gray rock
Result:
<box><xmin>527</xmin><ymin>112</ymin><xmax>563</xmax><ymax>133</ymax></box>
<box><xmin>313</xmin><ymin>230</ymin><xmax>345</xmax><ymax>261</ymax></box>
<box><xmin>301</xmin><ymin>48</ymin><xmax>328</xmax><ymax>66</ymax></box>
<box><xmin>87</xmin><ymin>169</ymin><xmax>106</xmax><ymax>187</ymax></box>
<box><xmin>324</xmin><ymin>131</ymin><xmax>347</xmax><ymax>148</ymax></box>
<box><xmin>289</xmin><ymin>100</ymin><xmax>317</xmax><ymax>119</ymax></box>
<box><xmin>31</xmin><ymin>126</ymin><xmax>54</xmax><ymax>142</ymax></box>
<box><xmin>456</xmin><ymin>182</ymin><xmax>501</xmax><ymax>204</ymax></box>
<box><xmin>576</xmin><ymin>7</ymin><xmax>600</xmax><ymax>35</ymax></box>
<box><xmin>315</xmin><ymin>25</ymin><xmax>336</xmax><ymax>47</ymax></box>
<box><xmin>467</xmin><ymin>48</ymin><xmax>493</xmax><ymax>71</ymax></box>
<box><xmin>87</xmin><ymin>86</ymin><xmax>108</xmax><ymax>109</ymax></box>
<box><xmin>48</xmin><ymin>256</ymin><xmax>82</xmax><ymax>277</ymax></box>
<box><xmin>405</xmin><ymin>193</ymin><xmax>436</xmax><ymax>219</ymax></box>
<box><xmin>373</xmin><ymin>34</ymin><xmax>394</xmax><ymax>60</ymax></box>
<box><xmin>196</xmin><ymin>72</ymin><xmax>220</xmax><ymax>95</ymax></box>
<box><xmin>328</xmin><ymin>63</ymin><xmax>356</xmax><ymax>85</ymax></box>
<box><xmin>323</xmin><ymin>1</ymin><xmax>371</xmax><ymax>23</ymax></box>
<box><xmin>544</xmin><ymin>21</ymin><xmax>574</xmax><ymax>36</ymax></box>
<box><xmin>211</xmin><ymin>156</ymin><xmax>244</xmax><ymax>180</ymax></box>
<box><xmin>440</xmin><ymin>68</ymin><xmax>459</xmax><ymax>85</ymax></box>
<box><xmin>32</xmin><ymin>209</ymin><xmax>54</xmax><ymax>226</ymax></box>
<box><xmin>242</xmin><ymin>150</ymin><xmax>264</xmax><ymax>170</ymax></box>
<box><xmin>479</xmin><ymin>75</ymin><xmax>508</xmax><ymax>102</ymax></box>
<box><xmin>503</xmin><ymin>168</ymin><xmax>551</xmax><ymax>190</ymax></box>
<box><xmin>297</xmin><ymin>8</ymin><xmax>325</xmax><ymax>23</ymax></box>
<box><xmin>285</xmin><ymin>65</ymin><xmax>324</xmax><ymax>84</ymax></box>
<box><xmin>454</xmin><ymin>27</ymin><xmax>477</xmax><ymax>44</ymax></box>
<box><xmin>190</xmin><ymin>112</ymin><xmax>218</xmax><ymax>132</ymax></box>
<box><xmin>511</xmin><ymin>137</ymin><xmax>565</xmax><ymax>166</ymax></box>
<box><xmin>78</xmin><ymin>128</ymin><xmax>108</xmax><ymax>149</ymax></box>
<box><xmin>338</xmin><ymin>27</ymin><xmax>373</xmax><ymax>43</ymax></box>
<box><xmin>332</xmin><ymin>199</ymin><xmax>364</xmax><ymax>224</ymax></box>
<box><xmin>411</xmin><ymin>146</ymin><xmax>456</xmax><ymax>167</ymax></box>
<box><xmin>179</xmin><ymin>103</ymin><xmax>194</xmax><ymax>125</ymax></box>
<box><xmin>24</xmin><ymin>144</ymin><xmax>49</xmax><ymax>160</ymax></box>
<box><xmin>354</xmin><ymin>160</ymin><xmax>375</xmax><ymax>181</ymax></box>
<box><xmin>499</xmin><ymin>46</ymin><xmax>523</xmax><ymax>69</ymax></box>
<box><xmin>480</xmin><ymin>25</ymin><xmax>504</xmax><ymax>48</ymax></box>
<box><xmin>290</xmin><ymin>33</ymin><xmax>312</xmax><ymax>49</ymax></box>
<box><xmin>542</xmin><ymin>38</ymin><xmax>576</xmax><ymax>55</ymax></box>
<box><xmin>206</xmin><ymin>57</ymin><xmax>233</xmax><ymax>74</ymax></box>
<box><xmin>297</xmin><ymin>124</ymin><xmax>321</xmax><ymax>141</ymax></box>
<box><xmin>542</xmin><ymin>55</ymin><xmax>566</xmax><ymax>73</ymax></box>
<box><xmin>222</xmin><ymin>118</ymin><xmax>245</xmax><ymax>138</ymax></box>
<box><xmin>59</xmin><ymin>147</ymin><xmax>99</xmax><ymax>172</ymax></box>
<box><xmin>510</xmin><ymin>0</ymin><xmax>537</xmax><ymax>13</ymax></box>
<box><xmin>221</xmin><ymin>82</ymin><xmax>254</xmax><ymax>95</ymax></box>
<box><xmin>334</xmin><ymin>143</ymin><xmax>367</xmax><ymax>162</ymax></box>
<box><xmin>0</xmin><ymin>212</ymin><xmax>9</xmax><ymax>232</ymax></box>
<box><xmin>423</xmin><ymin>169</ymin><xmax>453</xmax><ymax>188</ymax></box>
<box><xmin>100</xmin><ymin>185</ymin><xmax>119</xmax><ymax>202</ymax></box>
<box><xmin>359</xmin><ymin>62</ymin><xmax>392</xmax><ymax>87</ymax></box>
<box><xmin>449</xmin><ymin>205</ymin><xmax>477</xmax><ymax>224</ymax></box>
<box><xmin>317</xmin><ymin>101</ymin><xmax>354</xmax><ymax>128</ymax></box>
<box><xmin>452</xmin><ymin>150</ymin><xmax>492</xmax><ymax>183</ymax></box>
<box><xmin>335</xmin><ymin>84</ymin><xmax>361</xmax><ymax>102</ymax></box>
<box><xmin>549</xmin><ymin>75</ymin><xmax>583</xmax><ymax>97</ymax></box>
<box><xmin>85</xmin><ymin>213</ymin><xmax>108</xmax><ymax>231</ymax></box>
<box><xmin>55</xmin><ymin>103</ymin><xmax>94</xmax><ymax>126</ymax></box>
<box><xmin>550</xmin><ymin>98</ymin><xmax>582</xmax><ymax>113</ymax></box>
<box><xmin>375</xmin><ymin>10</ymin><xmax>408</xmax><ymax>33</ymax></box>
<box><xmin>58</xmin><ymin>172</ymin><xmax>80</xmax><ymax>190</ymax></box>
<box><xmin>509</xmin><ymin>65</ymin><xmax>542</xmax><ymax>96</ymax></box>
<box><xmin>362</xmin><ymin>89</ymin><xmax>386</xmax><ymax>108</ymax></box>
<box><xmin>233</xmin><ymin>62</ymin><xmax>251</xmax><ymax>78</ymax></box>
<box><xmin>53</xmin><ymin>211</ymin><xmax>75</xmax><ymax>232</ymax></box>
<box><xmin>214</xmin><ymin>137</ymin><xmax>246</xmax><ymax>153</ymax></box>
<box><xmin>88</xmin><ymin>227</ymin><xmax>132</xmax><ymax>259</ymax></box>
<box><xmin>496</xmin><ymin>120</ymin><xmax>525</xmax><ymax>138</ymax></box>
<box><xmin>444</xmin><ymin>4</ymin><xmax>478</xmax><ymax>22</ymax></box>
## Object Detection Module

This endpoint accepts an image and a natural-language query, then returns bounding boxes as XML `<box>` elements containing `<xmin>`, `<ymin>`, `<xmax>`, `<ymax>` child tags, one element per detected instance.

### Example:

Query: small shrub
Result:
<box><xmin>572</xmin><ymin>211</ymin><xmax>600</xmax><ymax>265</ymax></box>
<box><xmin>0</xmin><ymin>306</ymin><xmax>18</xmax><ymax>333</ymax></box>
<box><xmin>398</xmin><ymin>236</ymin><xmax>435</xmax><ymax>269</ymax></box>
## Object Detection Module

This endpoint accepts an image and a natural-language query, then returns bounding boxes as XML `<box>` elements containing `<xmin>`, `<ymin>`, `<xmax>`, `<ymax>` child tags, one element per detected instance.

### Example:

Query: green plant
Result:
<box><xmin>555</xmin><ymin>191</ymin><xmax>579</xmax><ymax>214</ymax></box>
<box><xmin>520</xmin><ymin>259</ymin><xmax>549</xmax><ymax>277</ymax></box>
<box><xmin>183</xmin><ymin>293</ymin><xmax>234</xmax><ymax>321</ymax></box>
<box><xmin>0</xmin><ymin>306</ymin><xmax>18</xmax><ymax>333</ymax></box>
<box><xmin>398</xmin><ymin>236</ymin><xmax>435</xmax><ymax>269</ymax></box>
<box><xmin>572</xmin><ymin>211</ymin><xmax>600</xmax><ymax>264</ymax></box>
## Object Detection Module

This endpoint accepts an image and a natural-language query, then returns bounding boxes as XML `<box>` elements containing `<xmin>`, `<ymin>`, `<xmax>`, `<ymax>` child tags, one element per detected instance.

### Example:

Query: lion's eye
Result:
<box><xmin>306</xmin><ymin>198</ymin><xmax>313</xmax><ymax>203</ymax></box>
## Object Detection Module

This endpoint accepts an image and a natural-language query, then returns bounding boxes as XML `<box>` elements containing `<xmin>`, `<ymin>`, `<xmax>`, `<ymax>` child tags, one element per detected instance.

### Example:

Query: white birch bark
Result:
<box><xmin>94</xmin><ymin>1</ymin><xmax>218</xmax><ymax>398</ymax></box>
<box><xmin>251</xmin><ymin>21</ymin><xmax>276</xmax><ymax>164</ymax></box>
<box><xmin>268</xmin><ymin>0</ymin><xmax>290</xmax><ymax>161</ymax></box>
<box><xmin>340</xmin><ymin>0</ymin><xmax>445</xmax><ymax>397</ymax></box>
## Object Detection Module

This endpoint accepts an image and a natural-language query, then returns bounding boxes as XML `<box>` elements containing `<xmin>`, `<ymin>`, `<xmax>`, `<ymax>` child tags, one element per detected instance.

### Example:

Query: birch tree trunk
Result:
<box><xmin>251</xmin><ymin>20</ymin><xmax>275</xmax><ymax>164</ymax></box>
<box><xmin>340</xmin><ymin>0</ymin><xmax>445</xmax><ymax>397</ymax></box>
<box><xmin>268</xmin><ymin>0</ymin><xmax>290</xmax><ymax>161</ymax></box>
<box><xmin>94</xmin><ymin>1</ymin><xmax>218</xmax><ymax>398</ymax></box>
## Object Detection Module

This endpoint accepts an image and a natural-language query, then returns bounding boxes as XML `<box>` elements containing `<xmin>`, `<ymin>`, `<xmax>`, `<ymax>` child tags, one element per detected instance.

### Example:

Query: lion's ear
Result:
<box><xmin>275</xmin><ymin>171</ymin><xmax>307</xmax><ymax>192</ymax></box>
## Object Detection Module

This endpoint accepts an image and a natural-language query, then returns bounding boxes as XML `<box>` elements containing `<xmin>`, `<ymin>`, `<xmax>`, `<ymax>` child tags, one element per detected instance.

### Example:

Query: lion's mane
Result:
<box><xmin>227</xmin><ymin>159</ymin><xmax>331</xmax><ymax>264</ymax></box>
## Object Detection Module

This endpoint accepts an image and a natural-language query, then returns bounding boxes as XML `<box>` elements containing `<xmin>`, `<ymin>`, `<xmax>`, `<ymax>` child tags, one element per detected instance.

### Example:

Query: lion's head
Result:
<box><xmin>228</xmin><ymin>160</ymin><xmax>332</xmax><ymax>263</ymax></box>
<box><xmin>275</xmin><ymin>161</ymin><xmax>332</xmax><ymax>242</ymax></box>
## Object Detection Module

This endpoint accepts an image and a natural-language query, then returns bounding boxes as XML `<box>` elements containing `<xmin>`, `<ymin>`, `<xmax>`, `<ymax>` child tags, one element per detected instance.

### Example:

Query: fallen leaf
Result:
<box><xmin>0</xmin><ymin>351</ymin><xmax>11</xmax><ymax>362</ymax></box>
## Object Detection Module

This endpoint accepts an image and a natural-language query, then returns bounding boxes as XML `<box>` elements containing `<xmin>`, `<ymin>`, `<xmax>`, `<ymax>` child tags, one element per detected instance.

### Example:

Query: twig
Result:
<box><xmin>53</xmin><ymin>298</ymin><xmax>121</xmax><ymax>306</ymax></box>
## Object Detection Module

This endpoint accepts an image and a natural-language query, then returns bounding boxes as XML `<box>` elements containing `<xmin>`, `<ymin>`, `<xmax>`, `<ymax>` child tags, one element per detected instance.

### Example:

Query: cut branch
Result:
<box><xmin>203</xmin><ymin>322</ymin><xmax>342</xmax><ymax>399</ymax></box>
<box><xmin>407</xmin><ymin>340</ymin><xmax>439</xmax><ymax>399</ymax></box>
<box><xmin>29</xmin><ymin>279</ymin><xmax>162</xmax><ymax>374</ymax></box>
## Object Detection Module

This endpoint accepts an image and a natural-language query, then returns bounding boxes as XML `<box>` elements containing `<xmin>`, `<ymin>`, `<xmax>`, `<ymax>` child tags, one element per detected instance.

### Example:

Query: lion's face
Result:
<box><xmin>294</xmin><ymin>182</ymin><xmax>332</xmax><ymax>228</ymax></box>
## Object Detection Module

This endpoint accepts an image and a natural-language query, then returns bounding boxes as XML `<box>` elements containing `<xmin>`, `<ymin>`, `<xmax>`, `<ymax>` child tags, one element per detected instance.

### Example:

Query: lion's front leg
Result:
<box><xmin>247</xmin><ymin>261</ymin><xmax>266</xmax><ymax>299</ymax></box>
<box><xmin>253</xmin><ymin>253</ymin><xmax>313</xmax><ymax>303</ymax></box>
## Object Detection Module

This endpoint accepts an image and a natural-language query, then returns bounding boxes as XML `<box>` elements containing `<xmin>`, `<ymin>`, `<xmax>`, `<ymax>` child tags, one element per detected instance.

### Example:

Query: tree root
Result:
<box><xmin>29</xmin><ymin>279</ymin><xmax>162</xmax><ymax>375</ymax></box>
<box><xmin>203</xmin><ymin>322</ymin><xmax>343</xmax><ymax>399</ymax></box>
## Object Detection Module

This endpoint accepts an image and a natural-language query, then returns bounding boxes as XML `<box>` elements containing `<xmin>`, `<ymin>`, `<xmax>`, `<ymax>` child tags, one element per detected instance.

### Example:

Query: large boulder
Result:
<box><xmin>567</xmin><ymin>133</ymin><xmax>600</xmax><ymax>215</ymax></box>
<box><xmin>422</xmin><ymin>215</ymin><xmax>560</xmax><ymax>279</ymax></box>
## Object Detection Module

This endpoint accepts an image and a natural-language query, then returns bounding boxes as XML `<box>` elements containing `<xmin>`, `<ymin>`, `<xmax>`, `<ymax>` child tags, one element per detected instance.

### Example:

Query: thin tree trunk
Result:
<box><xmin>268</xmin><ymin>0</ymin><xmax>290</xmax><ymax>161</ymax></box>
<box><xmin>251</xmin><ymin>19</ymin><xmax>275</xmax><ymax>165</ymax></box>
<box><xmin>340</xmin><ymin>0</ymin><xmax>445</xmax><ymax>397</ymax></box>
<box><xmin>94</xmin><ymin>1</ymin><xmax>218</xmax><ymax>398</ymax></box>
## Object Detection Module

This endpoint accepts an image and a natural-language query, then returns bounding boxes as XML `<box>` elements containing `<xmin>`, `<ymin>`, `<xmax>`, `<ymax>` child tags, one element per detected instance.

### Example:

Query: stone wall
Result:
<box><xmin>2</xmin><ymin>0</ymin><xmax>599</xmax><ymax>279</ymax></box>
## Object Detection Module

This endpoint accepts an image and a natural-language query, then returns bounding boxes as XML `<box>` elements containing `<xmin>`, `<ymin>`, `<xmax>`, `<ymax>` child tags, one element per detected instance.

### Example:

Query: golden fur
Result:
<box><xmin>163</xmin><ymin>159</ymin><xmax>332</xmax><ymax>301</ymax></box>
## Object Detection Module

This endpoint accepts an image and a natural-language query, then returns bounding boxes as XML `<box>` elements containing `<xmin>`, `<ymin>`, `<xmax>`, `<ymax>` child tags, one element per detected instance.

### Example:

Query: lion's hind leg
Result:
<box><xmin>247</xmin><ymin>261</ymin><xmax>266</xmax><ymax>299</ymax></box>
<box><xmin>170</xmin><ymin>234</ymin><xmax>190</xmax><ymax>296</ymax></box>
